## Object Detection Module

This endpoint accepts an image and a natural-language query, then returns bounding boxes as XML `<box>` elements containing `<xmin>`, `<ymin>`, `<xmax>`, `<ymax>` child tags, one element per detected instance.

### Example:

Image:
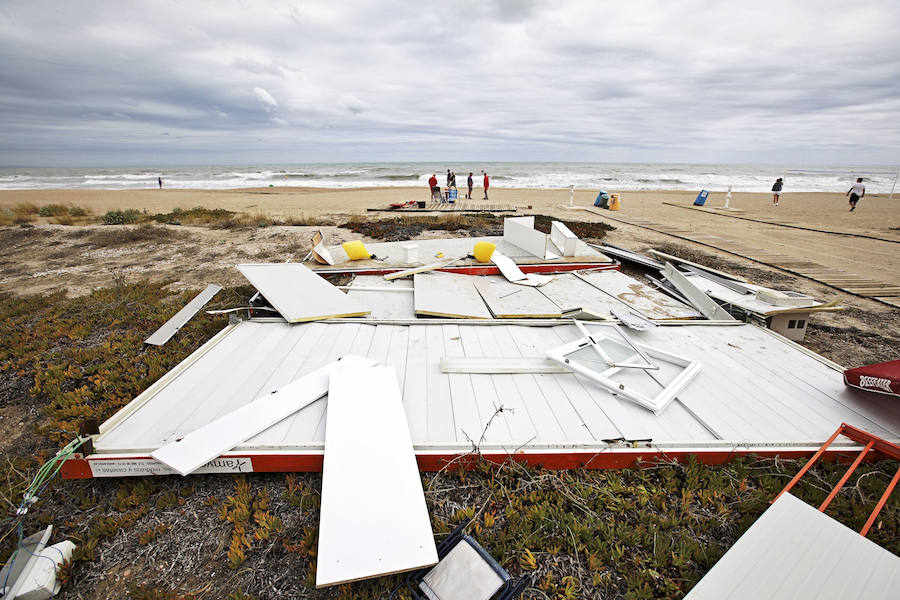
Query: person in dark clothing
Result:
<box><xmin>771</xmin><ymin>177</ymin><xmax>783</xmax><ymax>206</ymax></box>
<box><xmin>449</xmin><ymin>171</ymin><xmax>457</xmax><ymax>189</ymax></box>
<box><xmin>158</xmin><ymin>177</ymin><xmax>163</xmax><ymax>189</ymax></box>
<box><xmin>466</xmin><ymin>173</ymin><xmax>474</xmax><ymax>199</ymax></box>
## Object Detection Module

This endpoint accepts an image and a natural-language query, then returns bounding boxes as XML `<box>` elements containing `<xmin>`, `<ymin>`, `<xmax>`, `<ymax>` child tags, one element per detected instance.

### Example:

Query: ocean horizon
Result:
<box><xmin>1</xmin><ymin>162</ymin><xmax>897</xmax><ymax>194</ymax></box>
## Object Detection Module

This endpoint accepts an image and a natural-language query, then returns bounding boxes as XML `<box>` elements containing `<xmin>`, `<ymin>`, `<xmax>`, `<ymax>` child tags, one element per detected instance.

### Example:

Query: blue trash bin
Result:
<box><xmin>594</xmin><ymin>190</ymin><xmax>610</xmax><ymax>208</ymax></box>
<box><xmin>694</xmin><ymin>190</ymin><xmax>709</xmax><ymax>206</ymax></box>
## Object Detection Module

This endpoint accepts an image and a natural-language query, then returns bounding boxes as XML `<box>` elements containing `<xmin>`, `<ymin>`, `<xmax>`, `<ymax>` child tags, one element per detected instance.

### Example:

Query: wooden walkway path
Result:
<box><xmin>582</xmin><ymin>207</ymin><xmax>900</xmax><ymax>308</ymax></box>
<box><xmin>662</xmin><ymin>202</ymin><xmax>900</xmax><ymax>244</ymax></box>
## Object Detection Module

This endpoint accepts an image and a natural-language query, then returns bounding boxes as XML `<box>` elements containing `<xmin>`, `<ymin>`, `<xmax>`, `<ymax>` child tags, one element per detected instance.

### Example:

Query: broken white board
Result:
<box><xmin>346</xmin><ymin>276</ymin><xmax>415</xmax><ymax>320</ymax></box>
<box><xmin>317</xmin><ymin>366</ymin><xmax>438</xmax><ymax>587</ymax></box>
<box><xmin>537</xmin><ymin>273</ymin><xmax>619</xmax><ymax>317</ymax></box>
<box><xmin>144</xmin><ymin>284</ymin><xmax>222</xmax><ymax>346</ymax></box>
<box><xmin>503</xmin><ymin>216</ymin><xmax>558</xmax><ymax>259</ymax></box>
<box><xmin>491</xmin><ymin>251</ymin><xmax>554</xmax><ymax>287</ymax></box>
<box><xmin>440</xmin><ymin>357</ymin><xmax>569</xmax><ymax>374</ymax></box>
<box><xmin>237</xmin><ymin>263</ymin><xmax>369</xmax><ymax>322</ymax></box>
<box><xmin>576</xmin><ymin>270</ymin><xmax>703</xmax><ymax>320</ymax></box>
<box><xmin>311</xmin><ymin>231</ymin><xmax>335</xmax><ymax>265</ymax></box>
<box><xmin>684</xmin><ymin>493</ymin><xmax>900</xmax><ymax>599</ymax></box>
<box><xmin>663</xmin><ymin>262</ymin><xmax>735</xmax><ymax>321</ymax></box>
<box><xmin>414</xmin><ymin>272</ymin><xmax>491</xmax><ymax>319</ymax></box>
<box><xmin>384</xmin><ymin>257</ymin><xmax>461</xmax><ymax>281</ymax></box>
<box><xmin>151</xmin><ymin>355</ymin><xmax>377</xmax><ymax>475</ymax></box>
<box><xmin>550</xmin><ymin>221</ymin><xmax>577</xmax><ymax>256</ymax></box>
<box><xmin>473</xmin><ymin>277</ymin><xmax>562</xmax><ymax>318</ymax></box>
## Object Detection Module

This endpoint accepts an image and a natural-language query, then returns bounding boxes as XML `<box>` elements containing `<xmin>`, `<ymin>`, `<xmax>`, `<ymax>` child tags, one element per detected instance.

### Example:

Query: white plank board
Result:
<box><xmin>577</xmin><ymin>270</ymin><xmax>703</xmax><ymax>320</ymax></box>
<box><xmin>150</xmin><ymin>355</ymin><xmax>376</xmax><ymax>475</ymax></box>
<box><xmin>317</xmin><ymin>366</ymin><xmax>438</xmax><ymax>587</ymax></box>
<box><xmin>440</xmin><ymin>357</ymin><xmax>570</xmax><ymax>373</ymax></box>
<box><xmin>663</xmin><ymin>263</ymin><xmax>735</xmax><ymax>321</ymax></box>
<box><xmin>346</xmin><ymin>275</ymin><xmax>415</xmax><ymax>320</ymax></box>
<box><xmin>503</xmin><ymin>216</ymin><xmax>554</xmax><ymax>259</ymax></box>
<box><xmin>685</xmin><ymin>493</ymin><xmax>900</xmax><ymax>599</ymax></box>
<box><xmin>144</xmin><ymin>284</ymin><xmax>222</xmax><ymax>346</ymax></box>
<box><xmin>473</xmin><ymin>277</ymin><xmax>562</xmax><ymax>318</ymax></box>
<box><xmin>237</xmin><ymin>263</ymin><xmax>369</xmax><ymax>322</ymax></box>
<box><xmin>414</xmin><ymin>272</ymin><xmax>491</xmax><ymax>319</ymax></box>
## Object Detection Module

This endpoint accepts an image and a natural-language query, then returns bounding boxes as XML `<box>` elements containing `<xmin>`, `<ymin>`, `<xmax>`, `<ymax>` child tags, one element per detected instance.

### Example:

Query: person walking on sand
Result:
<box><xmin>771</xmin><ymin>178</ymin><xmax>783</xmax><ymax>206</ymax></box>
<box><xmin>466</xmin><ymin>172</ymin><xmax>474</xmax><ymax>199</ymax></box>
<box><xmin>847</xmin><ymin>177</ymin><xmax>865</xmax><ymax>211</ymax></box>
<box><xmin>158</xmin><ymin>176</ymin><xmax>163</xmax><ymax>189</ymax></box>
<box><xmin>483</xmin><ymin>171</ymin><xmax>490</xmax><ymax>200</ymax></box>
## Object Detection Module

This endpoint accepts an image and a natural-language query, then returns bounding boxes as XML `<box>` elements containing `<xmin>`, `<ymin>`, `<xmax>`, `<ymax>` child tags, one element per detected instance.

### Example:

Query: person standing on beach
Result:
<box><xmin>428</xmin><ymin>173</ymin><xmax>439</xmax><ymax>198</ymax></box>
<box><xmin>158</xmin><ymin>176</ymin><xmax>163</xmax><ymax>189</ymax></box>
<box><xmin>449</xmin><ymin>171</ymin><xmax>457</xmax><ymax>190</ymax></box>
<box><xmin>771</xmin><ymin>178</ymin><xmax>783</xmax><ymax>206</ymax></box>
<box><xmin>847</xmin><ymin>177</ymin><xmax>865</xmax><ymax>211</ymax></box>
<box><xmin>446</xmin><ymin>170</ymin><xmax>453</xmax><ymax>189</ymax></box>
<box><xmin>483</xmin><ymin>171</ymin><xmax>490</xmax><ymax>200</ymax></box>
<box><xmin>467</xmin><ymin>172</ymin><xmax>474</xmax><ymax>199</ymax></box>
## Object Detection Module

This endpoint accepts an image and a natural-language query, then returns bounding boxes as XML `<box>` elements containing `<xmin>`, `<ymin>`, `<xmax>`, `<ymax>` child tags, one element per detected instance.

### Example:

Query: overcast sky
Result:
<box><xmin>1</xmin><ymin>1</ymin><xmax>898</xmax><ymax>166</ymax></box>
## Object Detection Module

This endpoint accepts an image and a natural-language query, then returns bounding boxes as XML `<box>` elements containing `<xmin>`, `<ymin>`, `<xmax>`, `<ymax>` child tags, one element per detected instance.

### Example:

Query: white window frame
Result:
<box><xmin>573</xmin><ymin>320</ymin><xmax>659</xmax><ymax>370</ymax></box>
<box><xmin>546</xmin><ymin>336</ymin><xmax>701</xmax><ymax>414</ymax></box>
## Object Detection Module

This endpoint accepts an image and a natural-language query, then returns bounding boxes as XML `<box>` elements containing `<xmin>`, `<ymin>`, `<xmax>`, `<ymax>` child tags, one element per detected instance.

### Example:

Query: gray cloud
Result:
<box><xmin>0</xmin><ymin>0</ymin><xmax>898</xmax><ymax>166</ymax></box>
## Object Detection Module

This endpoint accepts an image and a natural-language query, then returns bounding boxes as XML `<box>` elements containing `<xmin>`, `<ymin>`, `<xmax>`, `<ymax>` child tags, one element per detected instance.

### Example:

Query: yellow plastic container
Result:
<box><xmin>342</xmin><ymin>240</ymin><xmax>371</xmax><ymax>260</ymax></box>
<box><xmin>472</xmin><ymin>241</ymin><xmax>496</xmax><ymax>263</ymax></box>
<box><xmin>609</xmin><ymin>194</ymin><xmax>621</xmax><ymax>211</ymax></box>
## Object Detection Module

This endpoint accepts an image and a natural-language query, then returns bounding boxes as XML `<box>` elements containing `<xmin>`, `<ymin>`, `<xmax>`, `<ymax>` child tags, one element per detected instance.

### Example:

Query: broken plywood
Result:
<box><xmin>237</xmin><ymin>263</ymin><xmax>369</xmax><ymax>322</ymax></box>
<box><xmin>414</xmin><ymin>272</ymin><xmax>491</xmax><ymax>319</ymax></box>
<box><xmin>317</xmin><ymin>366</ymin><xmax>438</xmax><ymax>587</ymax></box>
<box><xmin>576</xmin><ymin>270</ymin><xmax>703</xmax><ymax>320</ymax></box>
<box><xmin>346</xmin><ymin>275</ymin><xmax>415</xmax><ymax>320</ymax></box>
<box><xmin>663</xmin><ymin>263</ymin><xmax>736</xmax><ymax>321</ymax></box>
<box><xmin>473</xmin><ymin>277</ymin><xmax>562</xmax><ymax>318</ymax></box>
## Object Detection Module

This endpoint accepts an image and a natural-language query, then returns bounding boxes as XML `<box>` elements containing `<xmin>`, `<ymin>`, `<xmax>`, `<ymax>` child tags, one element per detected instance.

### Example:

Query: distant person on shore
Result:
<box><xmin>428</xmin><ymin>174</ymin><xmax>439</xmax><ymax>199</ymax></box>
<box><xmin>847</xmin><ymin>177</ymin><xmax>865</xmax><ymax>211</ymax></box>
<box><xmin>771</xmin><ymin>178</ymin><xmax>783</xmax><ymax>206</ymax></box>
<box><xmin>158</xmin><ymin>176</ymin><xmax>163</xmax><ymax>189</ymax></box>
<box><xmin>446</xmin><ymin>170</ymin><xmax>453</xmax><ymax>189</ymax></box>
<box><xmin>483</xmin><ymin>171</ymin><xmax>490</xmax><ymax>200</ymax></box>
<box><xmin>449</xmin><ymin>171</ymin><xmax>457</xmax><ymax>189</ymax></box>
<box><xmin>467</xmin><ymin>172</ymin><xmax>474</xmax><ymax>199</ymax></box>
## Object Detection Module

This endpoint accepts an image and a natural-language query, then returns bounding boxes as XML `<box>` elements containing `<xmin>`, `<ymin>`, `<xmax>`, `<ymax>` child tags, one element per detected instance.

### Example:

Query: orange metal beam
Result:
<box><xmin>818</xmin><ymin>440</ymin><xmax>874</xmax><ymax>512</ymax></box>
<box><xmin>860</xmin><ymin>465</ymin><xmax>900</xmax><ymax>537</ymax></box>
<box><xmin>771</xmin><ymin>425</ymin><xmax>843</xmax><ymax>504</ymax></box>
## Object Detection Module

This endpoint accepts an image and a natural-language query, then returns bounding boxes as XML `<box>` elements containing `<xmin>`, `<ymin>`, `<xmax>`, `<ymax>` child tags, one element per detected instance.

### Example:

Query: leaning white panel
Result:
<box><xmin>684</xmin><ymin>493</ymin><xmax>900</xmax><ymax>599</ymax></box>
<box><xmin>546</xmin><ymin>336</ymin><xmax>701</xmax><ymax>414</ymax></box>
<box><xmin>503</xmin><ymin>216</ymin><xmax>556</xmax><ymax>259</ymax></box>
<box><xmin>317</xmin><ymin>366</ymin><xmax>438</xmax><ymax>587</ymax></box>
<box><xmin>237</xmin><ymin>263</ymin><xmax>369</xmax><ymax>322</ymax></box>
<box><xmin>150</xmin><ymin>355</ymin><xmax>377</xmax><ymax>475</ymax></box>
<box><xmin>144</xmin><ymin>284</ymin><xmax>222</xmax><ymax>346</ymax></box>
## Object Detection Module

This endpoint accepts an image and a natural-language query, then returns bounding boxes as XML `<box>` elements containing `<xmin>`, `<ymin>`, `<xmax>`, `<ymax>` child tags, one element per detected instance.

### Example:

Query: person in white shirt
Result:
<box><xmin>846</xmin><ymin>178</ymin><xmax>865</xmax><ymax>211</ymax></box>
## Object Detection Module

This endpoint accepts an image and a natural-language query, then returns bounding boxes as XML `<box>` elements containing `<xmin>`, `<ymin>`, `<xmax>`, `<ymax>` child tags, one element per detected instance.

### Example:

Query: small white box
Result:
<box><xmin>402</xmin><ymin>244</ymin><xmax>419</xmax><ymax>263</ymax></box>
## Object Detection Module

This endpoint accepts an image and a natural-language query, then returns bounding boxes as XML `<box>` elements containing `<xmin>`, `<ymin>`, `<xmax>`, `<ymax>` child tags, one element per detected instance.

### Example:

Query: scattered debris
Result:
<box><xmin>143</xmin><ymin>283</ymin><xmax>222</xmax><ymax>347</ymax></box>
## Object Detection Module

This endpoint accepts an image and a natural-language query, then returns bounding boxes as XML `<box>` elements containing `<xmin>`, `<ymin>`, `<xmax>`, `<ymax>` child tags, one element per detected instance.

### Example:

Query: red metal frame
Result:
<box><xmin>311</xmin><ymin>262</ymin><xmax>619</xmax><ymax>278</ymax></box>
<box><xmin>771</xmin><ymin>423</ymin><xmax>900</xmax><ymax>537</ymax></box>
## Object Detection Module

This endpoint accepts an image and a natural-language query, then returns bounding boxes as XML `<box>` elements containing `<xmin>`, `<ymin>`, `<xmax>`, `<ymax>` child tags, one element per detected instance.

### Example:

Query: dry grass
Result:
<box><xmin>88</xmin><ymin>224</ymin><xmax>184</xmax><ymax>246</ymax></box>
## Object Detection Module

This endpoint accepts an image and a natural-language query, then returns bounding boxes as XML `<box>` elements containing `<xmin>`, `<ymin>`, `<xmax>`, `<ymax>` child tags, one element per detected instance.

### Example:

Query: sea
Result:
<box><xmin>0</xmin><ymin>163</ymin><xmax>896</xmax><ymax>193</ymax></box>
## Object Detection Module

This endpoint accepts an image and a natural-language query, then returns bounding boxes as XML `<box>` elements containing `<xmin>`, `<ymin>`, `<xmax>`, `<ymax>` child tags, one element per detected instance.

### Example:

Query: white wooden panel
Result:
<box><xmin>425</xmin><ymin>325</ymin><xmax>457</xmax><ymax>442</ymax></box>
<box><xmin>550</xmin><ymin>221</ymin><xmax>577</xmax><ymax>256</ymax></box>
<box><xmin>404</xmin><ymin>324</ymin><xmax>430</xmax><ymax>442</ymax></box>
<box><xmin>503</xmin><ymin>216</ymin><xmax>551</xmax><ymax>258</ymax></box>
<box><xmin>456</xmin><ymin>326</ymin><xmax>513</xmax><ymax>443</ymax></box>
<box><xmin>538</xmin><ymin>274</ymin><xmax>621</xmax><ymax>317</ymax></box>
<box><xmin>347</xmin><ymin>276</ymin><xmax>415</xmax><ymax>320</ymax></box>
<box><xmin>237</xmin><ymin>263</ymin><xmax>369</xmax><ymax>322</ymax></box>
<box><xmin>144</xmin><ymin>284</ymin><xmax>222</xmax><ymax>346</ymax></box>
<box><xmin>473</xmin><ymin>277</ymin><xmax>562</xmax><ymax>318</ymax></box>
<box><xmin>414</xmin><ymin>272</ymin><xmax>491</xmax><ymax>319</ymax></box>
<box><xmin>663</xmin><ymin>263</ymin><xmax>735</xmax><ymax>321</ymax></box>
<box><xmin>150</xmin><ymin>355</ymin><xmax>376</xmax><ymax>475</ymax></box>
<box><xmin>577</xmin><ymin>270</ymin><xmax>703</xmax><ymax>320</ymax></box>
<box><xmin>440</xmin><ymin>357</ymin><xmax>569</xmax><ymax>373</ymax></box>
<box><xmin>684</xmin><ymin>493</ymin><xmax>900</xmax><ymax>599</ymax></box>
<box><xmin>317</xmin><ymin>366</ymin><xmax>438</xmax><ymax>587</ymax></box>
<box><xmin>440</xmin><ymin>324</ymin><xmax>486</xmax><ymax>445</ymax></box>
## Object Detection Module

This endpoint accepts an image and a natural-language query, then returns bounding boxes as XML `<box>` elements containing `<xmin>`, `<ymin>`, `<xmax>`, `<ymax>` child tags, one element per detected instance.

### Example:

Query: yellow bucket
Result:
<box><xmin>472</xmin><ymin>241</ymin><xmax>496</xmax><ymax>263</ymax></box>
<box><xmin>609</xmin><ymin>194</ymin><xmax>621</xmax><ymax>211</ymax></box>
<box><xmin>342</xmin><ymin>240</ymin><xmax>371</xmax><ymax>260</ymax></box>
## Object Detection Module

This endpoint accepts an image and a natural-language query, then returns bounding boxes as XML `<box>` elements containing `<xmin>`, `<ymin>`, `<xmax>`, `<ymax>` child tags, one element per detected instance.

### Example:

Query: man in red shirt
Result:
<box><xmin>482</xmin><ymin>172</ymin><xmax>490</xmax><ymax>200</ymax></box>
<box><xmin>428</xmin><ymin>174</ymin><xmax>439</xmax><ymax>199</ymax></box>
